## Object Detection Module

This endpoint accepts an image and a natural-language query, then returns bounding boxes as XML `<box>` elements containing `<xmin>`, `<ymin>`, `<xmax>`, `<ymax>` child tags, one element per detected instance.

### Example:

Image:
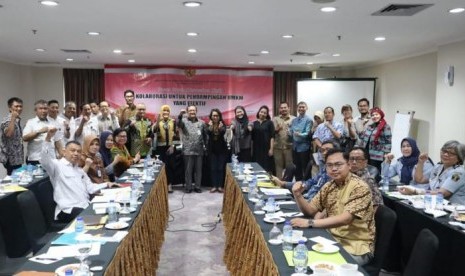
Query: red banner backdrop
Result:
<box><xmin>104</xmin><ymin>66</ymin><xmax>273</xmax><ymax>124</ymax></box>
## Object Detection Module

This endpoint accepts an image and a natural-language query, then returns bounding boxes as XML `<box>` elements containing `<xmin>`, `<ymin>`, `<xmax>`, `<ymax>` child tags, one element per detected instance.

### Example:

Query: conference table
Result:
<box><xmin>382</xmin><ymin>191</ymin><xmax>465</xmax><ymax>276</ymax></box>
<box><xmin>222</xmin><ymin>163</ymin><xmax>368</xmax><ymax>275</ymax></box>
<box><xmin>8</xmin><ymin>166</ymin><xmax>169</xmax><ymax>275</ymax></box>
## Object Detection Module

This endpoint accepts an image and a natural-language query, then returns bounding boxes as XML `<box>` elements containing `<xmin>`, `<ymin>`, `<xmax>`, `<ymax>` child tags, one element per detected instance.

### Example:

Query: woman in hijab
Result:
<box><xmin>384</xmin><ymin>137</ymin><xmax>434</xmax><ymax>188</ymax></box>
<box><xmin>153</xmin><ymin>105</ymin><xmax>177</xmax><ymax>193</ymax></box>
<box><xmin>111</xmin><ymin>128</ymin><xmax>141</xmax><ymax>177</ymax></box>
<box><xmin>230</xmin><ymin>106</ymin><xmax>252</xmax><ymax>162</ymax></box>
<box><xmin>79</xmin><ymin>135</ymin><xmax>110</xmax><ymax>184</ymax></box>
<box><xmin>358</xmin><ymin>107</ymin><xmax>392</xmax><ymax>177</ymax></box>
<box><xmin>399</xmin><ymin>140</ymin><xmax>465</xmax><ymax>205</ymax></box>
<box><xmin>99</xmin><ymin>131</ymin><xmax>123</xmax><ymax>181</ymax></box>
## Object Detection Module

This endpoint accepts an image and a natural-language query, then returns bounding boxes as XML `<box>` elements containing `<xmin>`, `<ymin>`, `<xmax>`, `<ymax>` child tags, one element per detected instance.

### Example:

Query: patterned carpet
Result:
<box><xmin>157</xmin><ymin>186</ymin><xmax>230</xmax><ymax>276</ymax></box>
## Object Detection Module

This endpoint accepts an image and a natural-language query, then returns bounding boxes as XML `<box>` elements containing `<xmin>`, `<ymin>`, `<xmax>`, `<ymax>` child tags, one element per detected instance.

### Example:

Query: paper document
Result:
<box><xmin>260</xmin><ymin>188</ymin><xmax>291</xmax><ymax>195</ymax></box>
<box><xmin>46</xmin><ymin>242</ymin><xmax>101</xmax><ymax>258</ymax></box>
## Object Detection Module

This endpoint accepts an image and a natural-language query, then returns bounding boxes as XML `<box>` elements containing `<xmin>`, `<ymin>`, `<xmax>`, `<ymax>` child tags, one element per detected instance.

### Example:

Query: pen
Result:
<box><xmin>36</xmin><ymin>257</ymin><xmax>59</xmax><ymax>261</ymax></box>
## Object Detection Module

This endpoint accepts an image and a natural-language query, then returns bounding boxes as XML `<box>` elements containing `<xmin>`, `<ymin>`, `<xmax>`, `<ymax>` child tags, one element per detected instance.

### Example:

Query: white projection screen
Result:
<box><xmin>297</xmin><ymin>78</ymin><xmax>376</xmax><ymax>122</ymax></box>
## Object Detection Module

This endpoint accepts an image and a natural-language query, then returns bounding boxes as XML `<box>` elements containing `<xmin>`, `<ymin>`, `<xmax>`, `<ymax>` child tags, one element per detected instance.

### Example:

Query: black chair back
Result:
<box><xmin>17</xmin><ymin>190</ymin><xmax>48</xmax><ymax>253</ymax></box>
<box><xmin>36</xmin><ymin>180</ymin><xmax>57</xmax><ymax>227</ymax></box>
<box><xmin>282</xmin><ymin>163</ymin><xmax>296</xmax><ymax>182</ymax></box>
<box><xmin>403</xmin><ymin>228</ymin><xmax>439</xmax><ymax>276</ymax></box>
<box><xmin>0</xmin><ymin>225</ymin><xmax>27</xmax><ymax>275</ymax></box>
<box><xmin>363</xmin><ymin>205</ymin><xmax>397</xmax><ymax>276</ymax></box>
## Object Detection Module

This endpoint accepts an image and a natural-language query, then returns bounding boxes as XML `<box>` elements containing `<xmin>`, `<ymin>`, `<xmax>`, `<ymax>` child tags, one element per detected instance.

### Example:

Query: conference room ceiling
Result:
<box><xmin>0</xmin><ymin>0</ymin><xmax>464</xmax><ymax>70</ymax></box>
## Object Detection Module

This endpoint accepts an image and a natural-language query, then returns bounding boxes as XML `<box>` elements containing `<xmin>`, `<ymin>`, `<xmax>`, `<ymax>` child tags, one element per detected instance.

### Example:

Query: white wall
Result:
<box><xmin>353</xmin><ymin>53</ymin><xmax>438</xmax><ymax>161</ymax></box>
<box><xmin>0</xmin><ymin>61</ymin><xmax>63</xmax><ymax>177</ymax></box>
<box><xmin>434</xmin><ymin>40</ymin><xmax>465</xmax><ymax>158</ymax></box>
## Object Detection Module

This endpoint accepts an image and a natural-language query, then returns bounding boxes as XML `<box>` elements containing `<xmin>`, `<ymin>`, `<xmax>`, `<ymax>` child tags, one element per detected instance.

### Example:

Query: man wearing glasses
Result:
<box><xmin>290</xmin><ymin>148</ymin><xmax>375</xmax><ymax>266</ymax></box>
<box><xmin>348</xmin><ymin>146</ymin><xmax>383</xmax><ymax>211</ymax></box>
<box><xmin>271</xmin><ymin>139</ymin><xmax>339</xmax><ymax>200</ymax></box>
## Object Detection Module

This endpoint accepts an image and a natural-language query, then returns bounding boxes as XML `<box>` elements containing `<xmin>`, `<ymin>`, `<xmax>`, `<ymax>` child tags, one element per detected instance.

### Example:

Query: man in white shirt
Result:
<box><xmin>97</xmin><ymin>101</ymin><xmax>120</xmax><ymax>133</ymax></box>
<box><xmin>41</xmin><ymin>127</ymin><xmax>118</xmax><ymax>223</ymax></box>
<box><xmin>23</xmin><ymin>99</ymin><xmax>60</xmax><ymax>165</ymax></box>
<box><xmin>59</xmin><ymin>101</ymin><xmax>77</xmax><ymax>144</ymax></box>
<box><xmin>74</xmin><ymin>103</ymin><xmax>99</xmax><ymax>145</ymax></box>
<box><xmin>47</xmin><ymin>99</ymin><xmax>65</xmax><ymax>158</ymax></box>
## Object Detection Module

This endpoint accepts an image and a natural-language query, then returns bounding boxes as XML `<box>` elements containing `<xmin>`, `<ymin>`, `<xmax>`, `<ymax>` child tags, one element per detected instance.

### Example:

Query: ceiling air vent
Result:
<box><xmin>34</xmin><ymin>61</ymin><xmax>61</xmax><ymax>65</ymax></box>
<box><xmin>60</xmin><ymin>49</ymin><xmax>92</xmax><ymax>54</ymax></box>
<box><xmin>372</xmin><ymin>4</ymin><xmax>433</xmax><ymax>16</ymax></box>
<box><xmin>292</xmin><ymin>52</ymin><xmax>320</xmax><ymax>57</ymax></box>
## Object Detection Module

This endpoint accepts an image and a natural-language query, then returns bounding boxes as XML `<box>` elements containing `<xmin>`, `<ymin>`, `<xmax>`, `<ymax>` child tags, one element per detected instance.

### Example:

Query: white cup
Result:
<box><xmin>313</xmin><ymin>268</ymin><xmax>332</xmax><ymax>276</ymax></box>
<box><xmin>339</xmin><ymin>263</ymin><xmax>358</xmax><ymax>275</ymax></box>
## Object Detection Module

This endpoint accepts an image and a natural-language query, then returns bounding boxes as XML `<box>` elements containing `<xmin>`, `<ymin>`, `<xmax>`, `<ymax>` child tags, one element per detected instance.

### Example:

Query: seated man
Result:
<box><xmin>349</xmin><ymin>146</ymin><xmax>384</xmax><ymax>211</ymax></box>
<box><xmin>40</xmin><ymin>128</ymin><xmax>118</xmax><ymax>223</ymax></box>
<box><xmin>272</xmin><ymin>139</ymin><xmax>339</xmax><ymax>200</ymax></box>
<box><xmin>291</xmin><ymin>148</ymin><xmax>375</xmax><ymax>265</ymax></box>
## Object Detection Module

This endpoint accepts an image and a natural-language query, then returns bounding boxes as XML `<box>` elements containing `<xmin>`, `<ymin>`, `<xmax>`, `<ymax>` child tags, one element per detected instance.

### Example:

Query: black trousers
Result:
<box><xmin>2</xmin><ymin>161</ymin><xmax>22</xmax><ymax>175</ymax></box>
<box><xmin>293</xmin><ymin>150</ymin><xmax>310</xmax><ymax>181</ymax></box>
<box><xmin>57</xmin><ymin>207</ymin><xmax>84</xmax><ymax>223</ymax></box>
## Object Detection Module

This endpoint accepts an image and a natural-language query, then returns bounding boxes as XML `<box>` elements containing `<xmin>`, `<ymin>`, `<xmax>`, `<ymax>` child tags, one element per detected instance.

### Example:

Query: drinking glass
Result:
<box><xmin>74</xmin><ymin>242</ymin><xmax>93</xmax><ymax>275</ymax></box>
<box><xmin>120</xmin><ymin>198</ymin><xmax>130</xmax><ymax>214</ymax></box>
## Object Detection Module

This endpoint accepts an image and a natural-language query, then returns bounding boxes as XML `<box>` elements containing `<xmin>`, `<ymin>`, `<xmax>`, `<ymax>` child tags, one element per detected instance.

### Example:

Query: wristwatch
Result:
<box><xmin>307</xmin><ymin>219</ymin><xmax>314</xmax><ymax>228</ymax></box>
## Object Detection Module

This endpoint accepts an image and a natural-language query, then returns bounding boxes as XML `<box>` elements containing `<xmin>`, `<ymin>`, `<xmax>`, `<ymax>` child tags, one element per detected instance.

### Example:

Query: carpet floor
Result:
<box><xmin>157</xmin><ymin>186</ymin><xmax>230</xmax><ymax>276</ymax></box>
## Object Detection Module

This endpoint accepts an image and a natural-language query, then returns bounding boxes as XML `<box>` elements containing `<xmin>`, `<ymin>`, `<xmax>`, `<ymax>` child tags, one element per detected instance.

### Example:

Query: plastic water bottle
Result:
<box><xmin>282</xmin><ymin>221</ymin><xmax>293</xmax><ymax>251</ymax></box>
<box><xmin>293</xmin><ymin>240</ymin><xmax>308</xmax><ymax>273</ymax></box>
<box><xmin>269</xmin><ymin>222</ymin><xmax>282</xmax><ymax>243</ymax></box>
<box><xmin>381</xmin><ymin>162</ymin><xmax>390</xmax><ymax>191</ymax></box>
<box><xmin>75</xmin><ymin>216</ymin><xmax>84</xmax><ymax>233</ymax></box>
<box><xmin>130</xmin><ymin>189</ymin><xmax>138</xmax><ymax>209</ymax></box>
<box><xmin>266</xmin><ymin>196</ymin><xmax>276</xmax><ymax>213</ymax></box>
<box><xmin>107</xmin><ymin>200</ymin><xmax>118</xmax><ymax>223</ymax></box>
<box><xmin>436</xmin><ymin>191</ymin><xmax>444</xmax><ymax>210</ymax></box>
<box><xmin>248</xmin><ymin>176</ymin><xmax>257</xmax><ymax>200</ymax></box>
<box><xmin>424</xmin><ymin>191</ymin><xmax>432</xmax><ymax>211</ymax></box>
<box><xmin>132</xmin><ymin>179</ymin><xmax>140</xmax><ymax>192</ymax></box>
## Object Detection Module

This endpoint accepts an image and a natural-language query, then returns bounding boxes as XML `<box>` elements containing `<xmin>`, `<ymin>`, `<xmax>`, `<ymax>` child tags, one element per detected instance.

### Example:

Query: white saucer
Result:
<box><xmin>263</xmin><ymin>217</ymin><xmax>285</xmax><ymax>223</ymax></box>
<box><xmin>105</xmin><ymin>221</ymin><xmax>129</xmax><ymax>230</ymax></box>
<box><xmin>249</xmin><ymin>198</ymin><xmax>259</xmax><ymax>203</ymax></box>
<box><xmin>262</xmin><ymin>205</ymin><xmax>281</xmax><ymax>212</ymax></box>
<box><xmin>119</xmin><ymin>217</ymin><xmax>131</xmax><ymax>222</ymax></box>
<box><xmin>312</xmin><ymin>243</ymin><xmax>339</xmax><ymax>253</ymax></box>
<box><xmin>268</xmin><ymin>239</ymin><xmax>282</xmax><ymax>245</ymax></box>
<box><xmin>254</xmin><ymin>210</ymin><xmax>265</xmax><ymax>215</ymax></box>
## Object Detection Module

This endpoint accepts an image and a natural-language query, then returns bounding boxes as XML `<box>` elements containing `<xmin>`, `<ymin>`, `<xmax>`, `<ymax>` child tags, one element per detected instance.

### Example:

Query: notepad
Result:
<box><xmin>257</xmin><ymin>182</ymin><xmax>277</xmax><ymax>188</ymax></box>
<box><xmin>283</xmin><ymin>250</ymin><xmax>347</xmax><ymax>266</ymax></box>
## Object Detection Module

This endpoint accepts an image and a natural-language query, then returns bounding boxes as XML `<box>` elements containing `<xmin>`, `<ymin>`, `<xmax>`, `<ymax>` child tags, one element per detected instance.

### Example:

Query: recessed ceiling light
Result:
<box><xmin>321</xmin><ymin>7</ymin><xmax>337</xmax><ymax>12</ymax></box>
<box><xmin>282</xmin><ymin>34</ymin><xmax>294</xmax><ymax>39</ymax></box>
<box><xmin>186</xmin><ymin>32</ymin><xmax>199</xmax><ymax>37</ymax></box>
<box><xmin>66</xmin><ymin>58</ymin><xmax>73</xmax><ymax>62</ymax></box>
<box><xmin>128</xmin><ymin>59</ymin><xmax>135</xmax><ymax>63</ymax></box>
<box><xmin>260</xmin><ymin>50</ymin><xmax>270</xmax><ymax>54</ymax></box>
<box><xmin>306</xmin><ymin>62</ymin><xmax>314</xmax><ymax>65</ymax></box>
<box><xmin>113</xmin><ymin>49</ymin><xmax>122</xmax><ymax>54</ymax></box>
<box><xmin>40</xmin><ymin>1</ymin><xmax>59</xmax><ymax>6</ymax></box>
<box><xmin>87</xmin><ymin>31</ymin><xmax>101</xmax><ymax>36</ymax></box>
<box><xmin>248</xmin><ymin>61</ymin><xmax>255</xmax><ymax>64</ymax></box>
<box><xmin>374</xmin><ymin>36</ymin><xmax>386</xmax><ymax>41</ymax></box>
<box><xmin>332</xmin><ymin>53</ymin><xmax>340</xmax><ymax>57</ymax></box>
<box><xmin>35</xmin><ymin>48</ymin><xmax>46</xmax><ymax>52</ymax></box>
<box><xmin>183</xmin><ymin>1</ymin><xmax>202</xmax><ymax>7</ymax></box>
<box><xmin>188</xmin><ymin>49</ymin><xmax>197</xmax><ymax>53</ymax></box>
<box><xmin>449</xmin><ymin>8</ymin><xmax>465</xmax><ymax>14</ymax></box>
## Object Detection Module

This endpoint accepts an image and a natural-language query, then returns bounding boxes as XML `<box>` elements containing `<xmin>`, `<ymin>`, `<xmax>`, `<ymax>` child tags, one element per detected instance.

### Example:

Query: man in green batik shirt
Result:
<box><xmin>123</xmin><ymin>103</ymin><xmax>153</xmax><ymax>158</ymax></box>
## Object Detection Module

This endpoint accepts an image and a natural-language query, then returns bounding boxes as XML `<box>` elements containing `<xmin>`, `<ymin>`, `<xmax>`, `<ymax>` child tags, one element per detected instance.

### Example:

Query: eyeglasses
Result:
<box><xmin>319</xmin><ymin>147</ymin><xmax>331</xmax><ymax>153</ymax></box>
<box><xmin>349</xmin><ymin>157</ymin><xmax>366</xmax><ymax>162</ymax></box>
<box><xmin>441</xmin><ymin>149</ymin><xmax>457</xmax><ymax>156</ymax></box>
<box><xmin>117</xmin><ymin>135</ymin><xmax>127</xmax><ymax>138</ymax></box>
<box><xmin>325</xmin><ymin>162</ymin><xmax>347</xmax><ymax>170</ymax></box>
